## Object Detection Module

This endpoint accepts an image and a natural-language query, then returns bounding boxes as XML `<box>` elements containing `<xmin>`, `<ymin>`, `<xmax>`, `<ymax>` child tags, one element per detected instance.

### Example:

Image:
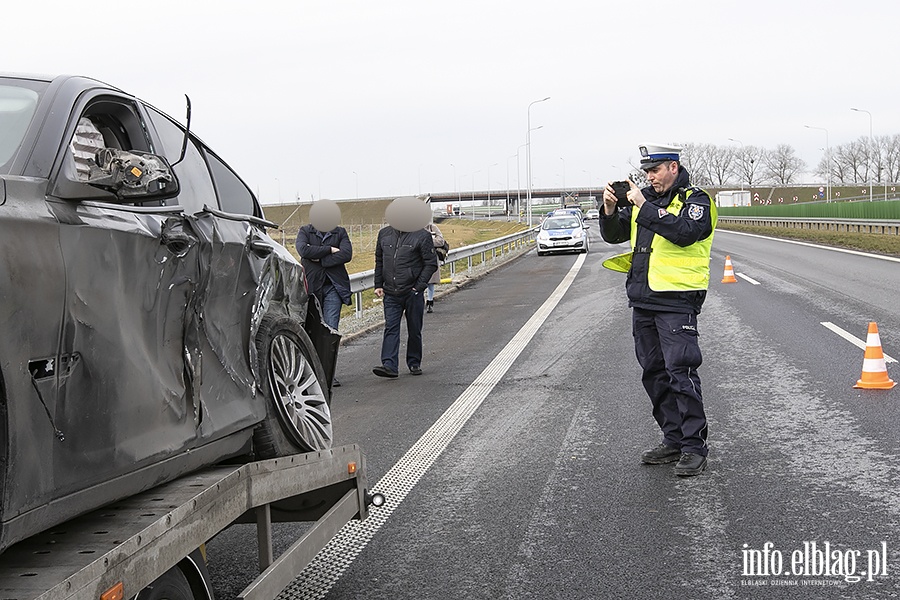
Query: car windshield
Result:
<box><xmin>0</xmin><ymin>79</ymin><xmax>45</xmax><ymax>173</ymax></box>
<box><xmin>544</xmin><ymin>217</ymin><xmax>579</xmax><ymax>229</ymax></box>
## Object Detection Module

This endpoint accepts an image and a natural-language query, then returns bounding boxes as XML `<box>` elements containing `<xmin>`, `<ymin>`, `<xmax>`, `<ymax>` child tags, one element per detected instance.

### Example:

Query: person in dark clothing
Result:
<box><xmin>372</xmin><ymin>198</ymin><xmax>439</xmax><ymax>378</ymax></box>
<box><xmin>599</xmin><ymin>143</ymin><xmax>717</xmax><ymax>477</ymax></box>
<box><xmin>296</xmin><ymin>200</ymin><xmax>353</xmax><ymax>386</ymax></box>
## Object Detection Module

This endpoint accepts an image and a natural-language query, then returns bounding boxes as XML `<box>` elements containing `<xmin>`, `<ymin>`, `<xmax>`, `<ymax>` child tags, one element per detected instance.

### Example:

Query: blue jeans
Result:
<box><xmin>426</xmin><ymin>283</ymin><xmax>435</xmax><ymax>301</ymax></box>
<box><xmin>320</xmin><ymin>285</ymin><xmax>343</xmax><ymax>331</ymax></box>
<box><xmin>381</xmin><ymin>291</ymin><xmax>425</xmax><ymax>372</ymax></box>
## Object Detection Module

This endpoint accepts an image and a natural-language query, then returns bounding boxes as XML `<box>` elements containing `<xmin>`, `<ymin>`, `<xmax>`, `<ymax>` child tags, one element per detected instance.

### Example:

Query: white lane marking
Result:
<box><xmin>718</xmin><ymin>229</ymin><xmax>900</xmax><ymax>263</ymax></box>
<box><xmin>735</xmin><ymin>272</ymin><xmax>760</xmax><ymax>285</ymax></box>
<box><xmin>821</xmin><ymin>321</ymin><xmax>897</xmax><ymax>363</ymax></box>
<box><xmin>285</xmin><ymin>254</ymin><xmax>587</xmax><ymax>599</ymax></box>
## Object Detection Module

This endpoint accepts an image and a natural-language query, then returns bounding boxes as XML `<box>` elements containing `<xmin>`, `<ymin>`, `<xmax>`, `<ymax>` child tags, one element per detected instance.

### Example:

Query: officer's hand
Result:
<box><xmin>374</xmin><ymin>288</ymin><xmax>384</xmax><ymax>298</ymax></box>
<box><xmin>602</xmin><ymin>183</ymin><xmax>618</xmax><ymax>215</ymax></box>
<box><xmin>626</xmin><ymin>180</ymin><xmax>646</xmax><ymax>208</ymax></box>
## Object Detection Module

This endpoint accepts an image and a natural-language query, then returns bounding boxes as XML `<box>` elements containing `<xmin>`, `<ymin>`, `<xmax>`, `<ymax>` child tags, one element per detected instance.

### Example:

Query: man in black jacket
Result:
<box><xmin>599</xmin><ymin>143</ymin><xmax>716</xmax><ymax>477</ymax></box>
<box><xmin>296</xmin><ymin>200</ymin><xmax>353</xmax><ymax>385</ymax></box>
<box><xmin>372</xmin><ymin>198</ymin><xmax>438</xmax><ymax>378</ymax></box>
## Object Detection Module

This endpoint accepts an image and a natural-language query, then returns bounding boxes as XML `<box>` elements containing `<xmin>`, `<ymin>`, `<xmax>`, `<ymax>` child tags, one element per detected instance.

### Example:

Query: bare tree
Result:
<box><xmin>762</xmin><ymin>144</ymin><xmax>806</xmax><ymax>185</ymax></box>
<box><xmin>846</xmin><ymin>139</ymin><xmax>869</xmax><ymax>184</ymax></box>
<box><xmin>731</xmin><ymin>144</ymin><xmax>766</xmax><ymax>187</ymax></box>
<box><xmin>707</xmin><ymin>145</ymin><xmax>734</xmax><ymax>186</ymax></box>
<box><xmin>884</xmin><ymin>134</ymin><xmax>900</xmax><ymax>183</ymax></box>
<box><xmin>680</xmin><ymin>143</ymin><xmax>715</xmax><ymax>187</ymax></box>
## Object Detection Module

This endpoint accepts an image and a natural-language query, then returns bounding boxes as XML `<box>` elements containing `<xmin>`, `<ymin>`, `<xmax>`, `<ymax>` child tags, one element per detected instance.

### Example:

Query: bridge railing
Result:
<box><xmin>347</xmin><ymin>227</ymin><xmax>538</xmax><ymax>318</ymax></box>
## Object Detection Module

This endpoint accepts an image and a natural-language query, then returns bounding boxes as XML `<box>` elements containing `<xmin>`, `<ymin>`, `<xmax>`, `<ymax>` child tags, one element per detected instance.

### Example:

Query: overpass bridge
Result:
<box><xmin>323</xmin><ymin>187</ymin><xmax>601</xmax><ymax>213</ymax></box>
<box><xmin>426</xmin><ymin>187</ymin><xmax>599</xmax><ymax>213</ymax></box>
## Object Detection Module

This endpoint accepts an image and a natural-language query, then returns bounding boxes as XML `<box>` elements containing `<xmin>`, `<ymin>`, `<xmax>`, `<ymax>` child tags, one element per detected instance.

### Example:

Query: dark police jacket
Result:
<box><xmin>374</xmin><ymin>226</ymin><xmax>438</xmax><ymax>296</ymax></box>
<box><xmin>599</xmin><ymin>167</ymin><xmax>713</xmax><ymax>314</ymax></box>
<box><xmin>295</xmin><ymin>224</ymin><xmax>353</xmax><ymax>305</ymax></box>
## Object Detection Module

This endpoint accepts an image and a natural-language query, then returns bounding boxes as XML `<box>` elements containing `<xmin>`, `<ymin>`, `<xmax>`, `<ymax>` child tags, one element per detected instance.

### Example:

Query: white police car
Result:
<box><xmin>536</xmin><ymin>214</ymin><xmax>590</xmax><ymax>256</ymax></box>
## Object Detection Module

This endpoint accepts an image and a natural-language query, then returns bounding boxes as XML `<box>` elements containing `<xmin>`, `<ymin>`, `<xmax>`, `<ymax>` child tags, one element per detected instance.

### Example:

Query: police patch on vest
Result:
<box><xmin>687</xmin><ymin>204</ymin><xmax>704</xmax><ymax>220</ymax></box>
<box><xmin>658</xmin><ymin>208</ymin><xmax>667</xmax><ymax>218</ymax></box>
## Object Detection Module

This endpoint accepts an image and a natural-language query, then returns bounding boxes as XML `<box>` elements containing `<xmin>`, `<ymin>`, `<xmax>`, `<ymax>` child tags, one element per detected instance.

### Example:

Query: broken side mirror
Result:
<box><xmin>52</xmin><ymin>148</ymin><xmax>180</xmax><ymax>203</ymax></box>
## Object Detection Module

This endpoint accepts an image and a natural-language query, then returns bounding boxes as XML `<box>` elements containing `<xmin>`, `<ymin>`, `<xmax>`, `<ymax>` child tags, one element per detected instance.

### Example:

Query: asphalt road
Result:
<box><xmin>209</xmin><ymin>225</ymin><xmax>900</xmax><ymax>599</ymax></box>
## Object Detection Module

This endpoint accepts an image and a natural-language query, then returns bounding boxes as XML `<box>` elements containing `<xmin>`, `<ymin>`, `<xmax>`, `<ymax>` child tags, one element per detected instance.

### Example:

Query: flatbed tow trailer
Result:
<box><xmin>0</xmin><ymin>445</ymin><xmax>376</xmax><ymax>600</ymax></box>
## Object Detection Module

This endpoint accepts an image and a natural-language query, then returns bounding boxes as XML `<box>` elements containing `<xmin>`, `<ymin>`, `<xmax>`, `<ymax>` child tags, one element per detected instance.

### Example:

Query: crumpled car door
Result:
<box><xmin>49</xmin><ymin>200</ymin><xmax>203</xmax><ymax>490</ymax></box>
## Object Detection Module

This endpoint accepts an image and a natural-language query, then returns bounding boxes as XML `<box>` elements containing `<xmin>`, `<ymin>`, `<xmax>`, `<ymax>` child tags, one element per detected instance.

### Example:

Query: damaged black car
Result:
<box><xmin>0</xmin><ymin>74</ymin><xmax>340</xmax><ymax>553</ymax></box>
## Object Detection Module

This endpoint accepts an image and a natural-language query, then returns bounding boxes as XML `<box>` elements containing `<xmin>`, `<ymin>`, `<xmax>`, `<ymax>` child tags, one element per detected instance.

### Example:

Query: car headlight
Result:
<box><xmin>572</xmin><ymin>229</ymin><xmax>583</xmax><ymax>239</ymax></box>
<box><xmin>537</xmin><ymin>231</ymin><xmax>549</xmax><ymax>241</ymax></box>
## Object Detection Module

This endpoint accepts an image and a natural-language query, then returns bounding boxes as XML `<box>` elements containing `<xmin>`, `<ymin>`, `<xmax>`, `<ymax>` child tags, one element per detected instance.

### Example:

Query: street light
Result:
<box><xmin>486</xmin><ymin>163</ymin><xmax>498</xmax><ymax>217</ymax></box>
<box><xmin>516</xmin><ymin>143</ymin><xmax>527</xmax><ymax>222</ymax></box>
<box><xmin>851</xmin><ymin>107</ymin><xmax>874</xmax><ymax>200</ymax></box>
<box><xmin>506</xmin><ymin>154</ymin><xmax>517</xmax><ymax>220</ymax></box>
<box><xmin>583</xmin><ymin>169</ymin><xmax>593</xmax><ymax>207</ymax></box>
<box><xmin>527</xmin><ymin>96</ymin><xmax>550</xmax><ymax>228</ymax></box>
<box><xmin>471</xmin><ymin>170</ymin><xmax>481</xmax><ymax>220</ymax></box>
<box><xmin>451</xmin><ymin>163</ymin><xmax>460</xmax><ymax>205</ymax></box>
<box><xmin>728</xmin><ymin>138</ymin><xmax>744</xmax><ymax>192</ymax></box>
<box><xmin>559</xmin><ymin>157</ymin><xmax>566</xmax><ymax>196</ymax></box>
<box><xmin>803</xmin><ymin>125</ymin><xmax>830</xmax><ymax>202</ymax></box>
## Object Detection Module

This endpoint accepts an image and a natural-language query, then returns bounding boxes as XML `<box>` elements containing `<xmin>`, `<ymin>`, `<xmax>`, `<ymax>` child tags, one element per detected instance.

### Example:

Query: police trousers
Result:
<box><xmin>632</xmin><ymin>308</ymin><xmax>709</xmax><ymax>456</ymax></box>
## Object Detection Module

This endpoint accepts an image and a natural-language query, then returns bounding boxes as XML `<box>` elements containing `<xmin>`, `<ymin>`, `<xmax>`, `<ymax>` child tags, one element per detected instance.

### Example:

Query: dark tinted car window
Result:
<box><xmin>144</xmin><ymin>106</ymin><xmax>215</xmax><ymax>214</ymax></box>
<box><xmin>0</xmin><ymin>80</ymin><xmax>45</xmax><ymax>173</ymax></box>
<box><xmin>207</xmin><ymin>151</ymin><xmax>256</xmax><ymax>216</ymax></box>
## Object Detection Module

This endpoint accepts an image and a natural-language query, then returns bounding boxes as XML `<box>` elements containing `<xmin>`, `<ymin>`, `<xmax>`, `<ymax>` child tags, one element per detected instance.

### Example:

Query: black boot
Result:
<box><xmin>426</xmin><ymin>300</ymin><xmax>434</xmax><ymax>313</ymax></box>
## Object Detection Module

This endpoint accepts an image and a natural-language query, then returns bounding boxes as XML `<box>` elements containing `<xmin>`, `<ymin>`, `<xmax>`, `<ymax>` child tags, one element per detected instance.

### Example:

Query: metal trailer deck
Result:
<box><xmin>0</xmin><ymin>445</ymin><xmax>370</xmax><ymax>600</ymax></box>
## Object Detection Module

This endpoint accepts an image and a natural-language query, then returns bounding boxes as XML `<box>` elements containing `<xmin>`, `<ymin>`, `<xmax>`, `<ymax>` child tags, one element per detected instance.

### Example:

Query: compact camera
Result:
<box><xmin>611</xmin><ymin>181</ymin><xmax>631</xmax><ymax>208</ymax></box>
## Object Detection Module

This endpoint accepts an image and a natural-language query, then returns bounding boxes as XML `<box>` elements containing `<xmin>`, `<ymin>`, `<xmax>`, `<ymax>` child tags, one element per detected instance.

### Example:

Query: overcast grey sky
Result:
<box><xmin>6</xmin><ymin>1</ymin><xmax>899</xmax><ymax>205</ymax></box>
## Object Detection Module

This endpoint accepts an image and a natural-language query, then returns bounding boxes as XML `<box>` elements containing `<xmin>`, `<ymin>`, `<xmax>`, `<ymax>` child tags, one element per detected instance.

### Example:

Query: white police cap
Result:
<box><xmin>639</xmin><ymin>143</ymin><xmax>682</xmax><ymax>170</ymax></box>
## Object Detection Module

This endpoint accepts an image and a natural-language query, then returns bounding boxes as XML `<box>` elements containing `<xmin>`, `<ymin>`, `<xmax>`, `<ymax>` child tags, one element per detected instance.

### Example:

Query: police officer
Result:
<box><xmin>599</xmin><ymin>143</ymin><xmax>717</xmax><ymax>477</ymax></box>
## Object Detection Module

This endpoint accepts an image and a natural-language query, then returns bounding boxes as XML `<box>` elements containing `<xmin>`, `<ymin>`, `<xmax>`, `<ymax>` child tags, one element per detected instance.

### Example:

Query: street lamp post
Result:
<box><xmin>506</xmin><ymin>154</ymin><xmax>517</xmax><ymax>220</ymax></box>
<box><xmin>527</xmin><ymin>96</ymin><xmax>550</xmax><ymax>228</ymax></box>
<box><xmin>559</xmin><ymin>157</ymin><xmax>566</xmax><ymax>198</ymax></box>
<box><xmin>804</xmin><ymin>125</ymin><xmax>830</xmax><ymax>202</ymax></box>
<box><xmin>353</xmin><ymin>171</ymin><xmax>358</xmax><ymax>200</ymax></box>
<box><xmin>583</xmin><ymin>169</ymin><xmax>592</xmax><ymax>207</ymax></box>
<box><xmin>516</xmin><ymin>143</ymin><xmax>527</xmax><ymax>222</ymax></box>
<box><xmin>471</xmin><ymin>170</ymin><xmax>480</xmax><ymax>220</ymax></box>
<box><xmin>851</xmin><ymin>107</ymin><xmax>875</xmax><ymax>200</ymax></box>
<box><xmin>487</xmin><ymin>163</ymin><xmax>498</xmax><ymax>217</ymax></box>
<box><xmin>451</xmin><ymin>163</ymin><xmax>459</xmax><ymax>206</ymax></box>
<box><xmin>728</xmin><ymin>138</ymin><xmax>744</xmax><ymax>192</ymax></box>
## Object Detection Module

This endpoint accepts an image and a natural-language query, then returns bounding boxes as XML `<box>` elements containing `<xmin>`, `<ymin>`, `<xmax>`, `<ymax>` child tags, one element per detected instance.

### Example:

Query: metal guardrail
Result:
<box><xmin>718</xmin><ymin>216</ymin><xmax>900</xmax><ymax>235</ymax></box>
<box><xmin>347</xmin><ymin>228</ymin><xmax>538</xmax><ymax>317</ymax></box>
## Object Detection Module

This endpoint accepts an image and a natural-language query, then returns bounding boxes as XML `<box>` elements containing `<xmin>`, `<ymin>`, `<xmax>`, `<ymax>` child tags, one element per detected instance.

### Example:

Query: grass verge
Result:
<box><xmin>717</xmin><ymin>223</ymin><xmax>900</xmax><ymax>258</ymax></box>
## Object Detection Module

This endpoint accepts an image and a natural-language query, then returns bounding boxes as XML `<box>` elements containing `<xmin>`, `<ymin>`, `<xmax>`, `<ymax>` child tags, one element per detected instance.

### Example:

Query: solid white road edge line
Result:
<box><xmin>821</xmin><ymin>321</ymin><xmax>897</xmax><ymax>363</ymax></box>
<box><xmin>717</xmin><ymin>229</ymin><xmax>900</xmax><ymax>263</ymax></box>
<box><xmin>285</xmin><ymin>254</ymin><xmax>587</xmax><ymax>598</ymax></box>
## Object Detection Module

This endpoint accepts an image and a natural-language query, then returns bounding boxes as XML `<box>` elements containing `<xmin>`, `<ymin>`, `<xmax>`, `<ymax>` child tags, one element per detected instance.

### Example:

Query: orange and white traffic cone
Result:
<box><xmin>854</xmin><ymin>322</ymin><xmax>896</xmax><ymax>389</ymax></box>
<box><xmin>721</xmin><ymin>255</ymin><xmax>738</xmax><ymax>283</ymax></box>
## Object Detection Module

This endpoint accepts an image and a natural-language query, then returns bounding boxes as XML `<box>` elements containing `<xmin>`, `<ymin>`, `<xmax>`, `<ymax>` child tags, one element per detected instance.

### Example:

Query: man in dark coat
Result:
<box><xmin>296</xmin><ymin>200</ymin><xmax>353</xmax><ymax>385</ymax></box>
<box><xmin>372</xmin><ymin>198</ymin><xmax>438</xmax><ymax>378</ymax></box>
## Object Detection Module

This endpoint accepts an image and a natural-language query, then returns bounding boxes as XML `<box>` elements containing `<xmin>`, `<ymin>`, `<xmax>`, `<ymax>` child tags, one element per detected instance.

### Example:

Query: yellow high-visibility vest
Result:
<box><xmin>601</xmin><ymin>189</ymin><xmax>717</xmax><ymax>291</ymax></box>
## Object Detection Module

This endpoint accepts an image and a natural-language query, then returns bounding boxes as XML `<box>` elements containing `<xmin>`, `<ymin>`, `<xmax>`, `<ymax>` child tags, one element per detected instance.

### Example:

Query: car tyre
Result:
<box><xmin>253</xmin><ymin>315</ymin><xmax>333</xmax><ymax>457</ymax></box>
